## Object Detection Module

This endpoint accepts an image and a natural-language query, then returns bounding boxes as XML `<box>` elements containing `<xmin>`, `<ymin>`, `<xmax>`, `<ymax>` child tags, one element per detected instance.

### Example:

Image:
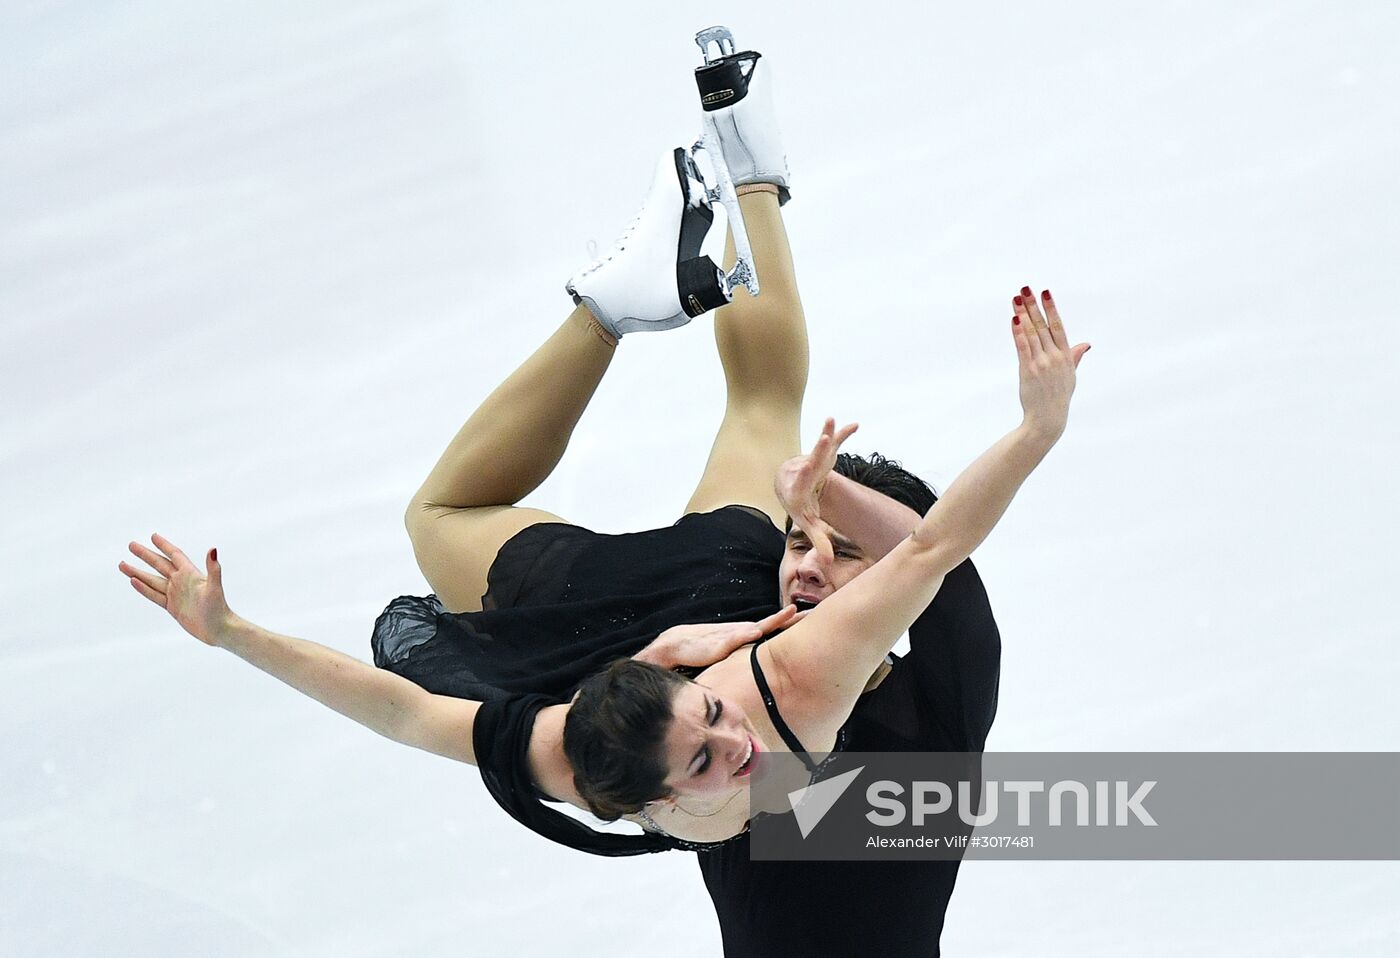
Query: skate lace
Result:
<box><xmin>576</xmin><ymin>197</ymin><xmax>649</xmax><ymax>278</ymax></box>
<box><xmin>575</xmin><ymin>153</ymin><xmax>708</xmax><ymax>279</ymax></box>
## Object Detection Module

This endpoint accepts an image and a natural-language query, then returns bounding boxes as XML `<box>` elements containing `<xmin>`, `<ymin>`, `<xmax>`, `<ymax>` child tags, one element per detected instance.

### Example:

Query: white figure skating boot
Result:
<box><xmin>679</xmin><ymin>25</ymin><xmax>783</xmax><ymax>301</ymax></box>
<box><xmin>566</xmin><ymin>147</ymin><xmax>730</xmax><ymax>338</ymax></box>
<box><xmin>693</xmin><ymin>26</ymin><xmax>791</xmax><ymax>205</ymax></box>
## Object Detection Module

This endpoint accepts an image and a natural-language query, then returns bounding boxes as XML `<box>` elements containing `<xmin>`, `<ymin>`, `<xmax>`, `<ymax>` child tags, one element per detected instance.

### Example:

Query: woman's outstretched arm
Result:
<box><xmin>120</xmin><ymin>535</ymin><xmax>481</xmax><ymax>765</ymax></box>
<box><xmin>765</xmin><ymin>289</ymin><xmax>1090</xmax><ymax>740</ymax></box>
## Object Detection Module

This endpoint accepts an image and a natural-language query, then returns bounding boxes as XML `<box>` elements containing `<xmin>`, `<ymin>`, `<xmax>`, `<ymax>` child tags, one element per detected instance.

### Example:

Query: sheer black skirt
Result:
<box><xmin>372</xmin><ymin>505</ymin><xmax>786</xmax><ymax>702</ymax></box>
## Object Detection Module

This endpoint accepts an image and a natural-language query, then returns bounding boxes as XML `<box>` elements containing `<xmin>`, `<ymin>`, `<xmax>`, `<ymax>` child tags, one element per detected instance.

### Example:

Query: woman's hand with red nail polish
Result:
<box><xmin>1009</xmin><ymin>287</ymin><xmax>1090</xmax><ymax>442</ymax></box>
<box><xmin>119</xmin><ymin>534</ymin><xmax>238</xmax><ymax>647</ymax></box>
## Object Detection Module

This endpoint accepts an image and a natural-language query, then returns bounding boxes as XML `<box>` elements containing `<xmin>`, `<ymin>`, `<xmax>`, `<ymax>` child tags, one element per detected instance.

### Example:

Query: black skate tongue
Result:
<box><xmin>696</xmin><ymin>51</ymin><xmax>759</xmax><ymax>111</ymax></box>
<box><xmin>671</xmin><ymin>147</ymin><xmax>727</xmax><ymax>318</ymax></box>
<box><xmin>677</xmin><ymin>256</ymin><xmax>728</xmax><ymax>317</ymax></box>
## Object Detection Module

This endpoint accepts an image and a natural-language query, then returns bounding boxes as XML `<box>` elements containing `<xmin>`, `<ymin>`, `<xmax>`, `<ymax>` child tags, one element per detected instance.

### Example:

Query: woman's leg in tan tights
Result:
<box><xmin>408</xmin><ymin>188</ymin><xmax>804</xmax><ymax>609</ymax></box>
<box><xmin>405</xmin><ymin>305</ymin><xmax>618</xmax><ymax>612</ymax></box>
<box><xmin>684</xmin><ymin>186</ymin><xmax>809</xmax><ymax>527</ymax></box>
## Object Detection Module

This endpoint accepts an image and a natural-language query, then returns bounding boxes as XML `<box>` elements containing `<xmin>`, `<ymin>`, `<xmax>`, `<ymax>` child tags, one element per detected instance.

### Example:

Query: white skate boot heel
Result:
<box><xmin>694</xmin><ymin>26</ymin><xmax>791</xmax><ymax>205</ymax></box>
<box><xmin>566</xmin><ymin>147</ymin><xmax>730</xmax><ymax>338</ymax></box>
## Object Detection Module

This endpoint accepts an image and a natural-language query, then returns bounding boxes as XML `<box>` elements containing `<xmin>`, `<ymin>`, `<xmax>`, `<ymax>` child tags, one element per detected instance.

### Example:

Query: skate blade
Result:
<box><xmin>677</xmin><ymin>147</ymin><xmax>712</xmax><ymax>211</ymax></box>
<box><xmin>695</xmin><ymin>25</ymin><xmax>736</xmax><ymax>65</ymax></box>
<box><xmin>692</xmin><ymin>123</ymin><xmax>760</xmax><ymax>298</ymax></box>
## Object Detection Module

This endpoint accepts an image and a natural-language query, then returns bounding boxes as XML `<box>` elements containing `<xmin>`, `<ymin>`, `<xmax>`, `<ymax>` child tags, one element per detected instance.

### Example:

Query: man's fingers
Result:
<box><xmin>755</xmin><ymin>605</ymin><xmax>799</xmax><ymax>633</ymax></box>
<box><xmin>129</xmin><ymin>541</ymin><xmax>175</xmax><ymax>578</ymax></box>
<box><xmin>1042</xmin><ymin>289</ymin><xmax>1069</xmax><ymax>349</ymax></box>
<box><xmin>119</xmin><ymin>561</ymin><xmax>167</xmax><ymax>596</ymax></box>
<box><xmin>802</xmin><ymin>519</ymin><xmax>836</xmax><ymax>562</ymax></box>
<box><xmin>128</xmin><ymin>576</ymin><xmax>167</xmax><ymax>606</ymax></box>
<box><xmin>833</xmin><ymin>422</ymin><xmax>859</xmax><ymax>448</ymax></box>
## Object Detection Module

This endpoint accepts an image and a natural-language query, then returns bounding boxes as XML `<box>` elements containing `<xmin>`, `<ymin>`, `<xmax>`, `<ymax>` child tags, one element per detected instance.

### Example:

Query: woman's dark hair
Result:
<box><xmin>563</xmin><ymin>659</ymin><xmax>690</xmax><ymax>821</ymax></box>
<box><xmin>834</xmin><ymin>451</ymin><xmax>938</xmax><ymax>517</ymax></box>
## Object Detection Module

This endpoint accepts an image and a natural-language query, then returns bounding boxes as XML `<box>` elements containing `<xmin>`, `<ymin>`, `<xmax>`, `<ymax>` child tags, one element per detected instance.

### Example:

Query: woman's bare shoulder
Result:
<box><xmin>693</xmin><ymin>642</ymin><xmax>757</xmax><ymax>683</ymax></box>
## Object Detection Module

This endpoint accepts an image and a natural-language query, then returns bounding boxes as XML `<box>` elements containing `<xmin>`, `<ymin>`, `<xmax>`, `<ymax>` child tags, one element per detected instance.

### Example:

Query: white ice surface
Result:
<box><xmin>3</xmin><ymin>1</ymin><xmax>1398</xmax><ymax>955</ymax></box>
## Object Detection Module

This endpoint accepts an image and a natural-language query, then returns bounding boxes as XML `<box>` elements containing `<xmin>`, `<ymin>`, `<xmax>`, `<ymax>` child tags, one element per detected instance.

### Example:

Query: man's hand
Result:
<box><xmin>120</xmin><ymin>533</ymin><xmax>236</xmax><ymax>647</ymax></box>
<box><xmin>635</xmin><ymin>605</ymin><xmax>806</xmax><ymax>670</ymax></box>
<box><xmin>774</xmin><ymin>418</ymin><xmax>858</xmax><ymax>561</ymax></box>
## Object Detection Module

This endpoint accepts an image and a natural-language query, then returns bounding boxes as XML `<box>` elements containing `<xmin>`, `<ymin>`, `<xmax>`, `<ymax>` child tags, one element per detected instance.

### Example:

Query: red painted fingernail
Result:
<box><xmin>1012</xmin><ymin>316</ymin><xmax>1021</xmax><ymax>325</ymax></box>
<box><xmin>1020</xmin><ymin>286</ymin><xmax>1032</xmax><ymax>297</ymax></box>
<box><xmin>1013</xmin><ymin>295</ymin><xmax>1023</xmax><ymax>306</ymax></box>
<box><xmin>1042</xmin><ymin>289</ymin><xmax>1052</xmax><ymax>300</ymax></box>
<box><xmin>211</xmin><ymin>548</ymin><xmax>218</xmax><ymax>561</ymax></box>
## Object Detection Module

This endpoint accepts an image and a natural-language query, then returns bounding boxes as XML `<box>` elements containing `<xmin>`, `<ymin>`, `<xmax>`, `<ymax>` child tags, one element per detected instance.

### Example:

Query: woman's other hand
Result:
<box><xmin>120</xmin><ymin>534</ymin><xmax>235</xmax><ymax>647</ymax></box>
<box><xmin>774</xmin><ymin>418</ymin><xmax>858</xmax><ymax>560</ymax></box>
<box><xmin>637</xmin><ymin>605</ymin><xmax>806</xmax><ymax>670</ymax></box>
<box><xmin>1012</xmin><ymin>288</ymin><xmax>1090</xmax><ymax>441</ymax></box>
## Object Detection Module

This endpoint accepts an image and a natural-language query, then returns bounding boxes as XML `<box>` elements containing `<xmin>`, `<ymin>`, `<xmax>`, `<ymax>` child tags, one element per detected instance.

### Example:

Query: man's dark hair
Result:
<box><xmin>563</xmin><ymin>659</ymin><xmax>688</xmax><ymax>821</ymax></box>
<box><xmin>834</xmin><ymin>451</ymin><xmax>938</xmax><ymax>517</ymax></box>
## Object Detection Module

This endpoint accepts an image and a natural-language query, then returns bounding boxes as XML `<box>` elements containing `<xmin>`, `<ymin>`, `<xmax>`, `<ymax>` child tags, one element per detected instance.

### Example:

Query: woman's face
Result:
<box><xmin>658</xmin><ymin>681</ymin><xmax>761</xmax><ymax>798</ymax></box>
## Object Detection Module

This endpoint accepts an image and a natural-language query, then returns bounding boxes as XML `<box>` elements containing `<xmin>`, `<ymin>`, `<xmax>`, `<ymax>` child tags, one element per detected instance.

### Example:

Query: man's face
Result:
<box><xmin>777</xmin><ymin>525</ymin><xmax>876</xmax><ymax>611</ymax></box>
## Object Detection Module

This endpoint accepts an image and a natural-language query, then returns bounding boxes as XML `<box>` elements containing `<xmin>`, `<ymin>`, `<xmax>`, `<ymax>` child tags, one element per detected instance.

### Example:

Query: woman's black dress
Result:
<box><xmin>373</xmin><ymin>505</ymin><xmax>784</xmax><ymax>703</ymax></box>
<box><xmin>371</xmin><ymin>505</ymin><xmax>787</xmax><ymax>855</ymax></box>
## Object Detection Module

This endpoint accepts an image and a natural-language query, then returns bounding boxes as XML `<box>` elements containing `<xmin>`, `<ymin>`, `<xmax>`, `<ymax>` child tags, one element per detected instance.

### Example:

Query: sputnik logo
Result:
<box><xmin>787</xmin><ymin>766</ymin><xmax>865</xmax><ymax>838</ymax></box>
